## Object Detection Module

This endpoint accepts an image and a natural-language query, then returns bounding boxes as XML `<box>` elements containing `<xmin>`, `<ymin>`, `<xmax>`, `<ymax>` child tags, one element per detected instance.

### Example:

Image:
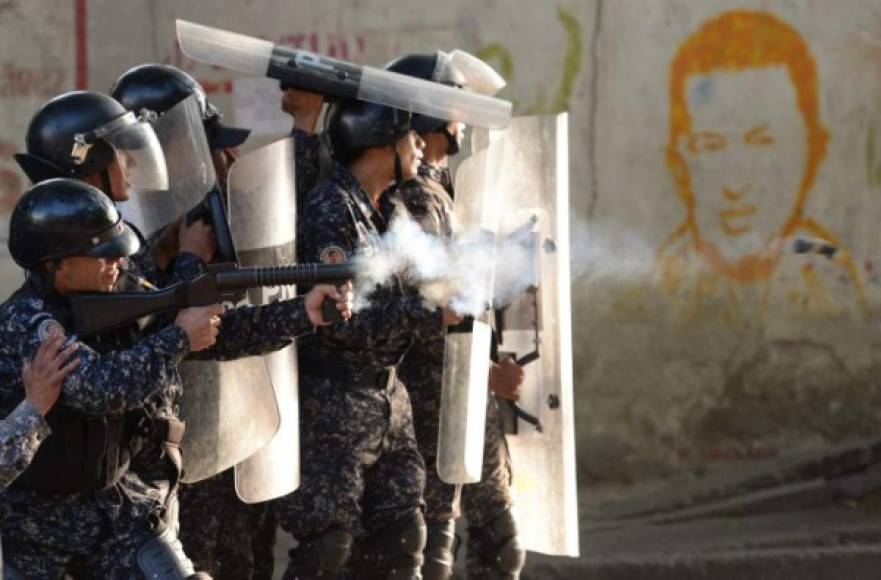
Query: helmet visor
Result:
<box><xmin>100</xmin><ymin>113</ymin><xmax>170</xmax><ymax>191</ymax></box>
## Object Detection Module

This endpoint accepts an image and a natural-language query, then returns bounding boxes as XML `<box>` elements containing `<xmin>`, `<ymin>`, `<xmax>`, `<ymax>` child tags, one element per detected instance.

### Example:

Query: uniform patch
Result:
<box><xmin>36</xmin><ymin>319</ymin><xmax>66</xmax><ymax>342</ymax></box>
<box><xmin>319</xmin><ymin>245</ymin><xmax>348</xmax><ymax>264</ymax></box>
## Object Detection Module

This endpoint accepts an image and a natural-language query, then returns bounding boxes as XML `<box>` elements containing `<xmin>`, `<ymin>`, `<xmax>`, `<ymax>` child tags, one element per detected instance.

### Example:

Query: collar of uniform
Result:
<box><xmin>418</xmin><ymin>163</ymin><xmax>454</xmax><ymax>197</ymax></box>
<box><xmin>332</xmin><ymin>162</ymin><xmax>378</xmax><ymax>223</ymax></box>
<box><xmin>290</xmin><ymin>128</ymin><xmax>320</xmax><ymax>150</ymax></box>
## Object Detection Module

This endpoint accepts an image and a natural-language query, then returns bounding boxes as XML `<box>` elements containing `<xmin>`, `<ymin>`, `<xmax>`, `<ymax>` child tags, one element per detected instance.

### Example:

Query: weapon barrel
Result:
<box><xmin>215</xmin><ymin>262</ymin><xmax>358</xmax><ymax>290</ymax></box>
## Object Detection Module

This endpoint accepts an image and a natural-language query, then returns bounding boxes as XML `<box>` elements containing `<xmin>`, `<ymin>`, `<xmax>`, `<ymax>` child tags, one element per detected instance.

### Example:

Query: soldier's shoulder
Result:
<box><xmin>303</xmin><ymin>180</ymin><xmax>351</xmax><ymax>217</ymax></box>
<box><xmin>400</xmin><ymin>177</ymin><xmax>447</xmax><ymax>205</ymax></box>
<box><xmin>0</xmin><ymin>296</ymin><xmax>47</xmax><ymax>327</ymax></box>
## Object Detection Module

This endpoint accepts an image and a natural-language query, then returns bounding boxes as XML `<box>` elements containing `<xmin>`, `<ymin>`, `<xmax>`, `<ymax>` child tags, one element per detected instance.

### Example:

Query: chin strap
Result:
<box><xmin>100</xmin><ymin>168</ymin><xmax>114</xmax><ymax>200</ymax></box>
<box><xmin>441</xmin><ymin>127</ymin><xmax>460</xmax><ymax>156</ymax></box>
<box><xmin>394</xmin><ymin>150</ymin><xmax>404</xmax><ymax>186</ymax></box>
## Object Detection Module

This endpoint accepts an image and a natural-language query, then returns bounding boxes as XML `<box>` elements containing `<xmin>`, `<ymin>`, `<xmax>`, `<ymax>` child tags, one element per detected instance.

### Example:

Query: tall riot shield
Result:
<box><xmin>436</xmin><ymin>133</ymin><xmax>507</xmax><ymax>484</ymax></box>
<box><xmin>176</xmin><ymin>131</ymin><xmax>282</xmax><ymax>485</ymax></box>
<box><xmin>493</xmin><ymin>114</ymin><xmax>578</xmax><ymax>557</ymax></box>
<box><xmin>227</xmin><ymin>138</ymin><xmax>301</xmax><ymax>503</ymax></box>
<box><xmin>117</xmin><ymin>94</ymin><xmax>216</xmax><ymax>237</ymax></box>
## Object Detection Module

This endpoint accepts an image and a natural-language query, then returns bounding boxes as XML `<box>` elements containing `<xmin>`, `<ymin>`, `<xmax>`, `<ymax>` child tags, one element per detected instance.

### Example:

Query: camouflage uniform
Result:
<box><xmin>0</xmin><ymin>272</ymin><xmax>317</xmax><ymax>578</ymax></box>
<box><xmin>177</xmin><ymin>129</ymin><xmax>322</xmax><ymax>580</ymax></box>
<box><xmin>293</xmin><ymin>128</ymin><xmax>322</xmax><ymax>208</ymax></box>
<box><xmin>393</xmin><ymin>163</ymin><xmax>514</xmax><ymax>577</ymax></box>
<box><xmin>179</xmin><ymin>469</ymin><xmax>276</xmax><ymax>580</ymax></box>
<box><xmin>275</xmin><ymin>163</ymin><xmax>441</xmax><ymax>578</ymax></box>
<box><xmin>0</xmin><ymin>399</ymin><xmax>50</xmax><ymax>488</ymax></box>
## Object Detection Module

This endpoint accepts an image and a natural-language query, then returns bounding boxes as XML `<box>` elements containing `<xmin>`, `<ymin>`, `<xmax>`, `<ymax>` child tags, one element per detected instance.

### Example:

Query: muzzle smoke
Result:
<box><xmin>352</xmin><ymin>213</ymin><xmax>656</xmax><ymax>316</ymax></box>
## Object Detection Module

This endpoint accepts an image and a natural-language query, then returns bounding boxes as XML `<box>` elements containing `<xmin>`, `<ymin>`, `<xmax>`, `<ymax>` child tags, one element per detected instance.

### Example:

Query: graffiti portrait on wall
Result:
<box><xmin>657</xmin><ymin>10</ymin><xmax>867</xmax><ymax>326</ymax></box>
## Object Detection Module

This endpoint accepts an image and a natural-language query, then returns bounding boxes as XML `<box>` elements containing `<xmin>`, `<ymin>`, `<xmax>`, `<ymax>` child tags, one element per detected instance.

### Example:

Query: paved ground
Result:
<box><xmin>269</xmin><ymin>438</ymin><xmax>881</xmax><ymax>578</ymax></box>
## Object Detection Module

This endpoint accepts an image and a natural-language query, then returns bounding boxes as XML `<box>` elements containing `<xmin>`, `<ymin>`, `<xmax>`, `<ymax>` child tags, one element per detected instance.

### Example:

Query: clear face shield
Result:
<box><xmin>72</xmin><ymin>111</ymin><xmax>169</xmax><ymax>191</ymax></box>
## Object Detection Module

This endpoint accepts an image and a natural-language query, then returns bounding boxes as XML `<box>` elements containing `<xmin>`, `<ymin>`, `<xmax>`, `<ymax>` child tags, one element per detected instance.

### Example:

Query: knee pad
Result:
<box><xmin>289</xmin><ymin>529</ymin><xmax>353</xmax><ymax>578</ymax></box>
<box><xmin>351</xmin><ymin>510</ymin><xmax>427</xmax><ymax>580</ymax></box>
<box><xmin>387</xmin><ymin>510</ymin><xmax>428</xmax><ymax>579</ymax></box>
<box><xmin>422</xmin><ymin>520</ymin><xmax>456</xmax><ymax>580</ymax></box>
<box><xmin>471</xmin><ymin>509</ymin><xmax>525</xmax><ymax>577</ymax></box>
<box><xmin>135</xmin><ymin>524</ymin><xmax>197</xmax><ymax>579</ymax></box>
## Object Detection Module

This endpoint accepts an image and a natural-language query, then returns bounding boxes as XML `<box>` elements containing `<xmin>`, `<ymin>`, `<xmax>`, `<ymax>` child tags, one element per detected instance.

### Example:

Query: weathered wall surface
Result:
<box><xmin>3</xmin><ymin>0</ymin><xmax>881</xmax><ymax>500</ymax></box>
<box><xmin>579</xmin><ymin>0</ymin><xmax>881</xmax><ymax>489</ymax></box>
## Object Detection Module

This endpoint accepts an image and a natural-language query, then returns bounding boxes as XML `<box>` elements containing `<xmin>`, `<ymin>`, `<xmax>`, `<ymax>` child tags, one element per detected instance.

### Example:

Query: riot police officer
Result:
<box><xmin>273</xmin><ymin>99</ymin><xmax>461</xmax><ymax>579</ymax></box>
<box><xmin>111</xmin><ymin>63</ymin><xmax>279</xmax><ymax>580</ymax></box>
<box><xmin>14</xmin><ymin>90</ymin><xmax>216</xmax><ymax>286</ymax></box>
<box><xmin>383</xmin><ymin>52</ymin><xmax>526</xmax><ymax>579</ymax></box>
<box><xmin>0</xmin><ymin>174</ymin><xmax>352</xmax><ymax>577</ymax></box>
<box><xmin>0</xmin><ymin>178</ymin><xmax>223</xmax><ymax>577</ymax></box>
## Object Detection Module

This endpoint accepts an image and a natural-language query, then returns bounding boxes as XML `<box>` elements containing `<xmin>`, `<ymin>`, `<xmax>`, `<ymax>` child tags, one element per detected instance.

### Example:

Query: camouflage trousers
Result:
<box><xmin>178</xmin><ymin>468</ymin><xmax>277</xmax><ymax>580</ymax></box>
<box><xmin>2</xmin><ymin>483</ymin><xmax>194</xmax><ymax>579</ymax></box>
<box><xmin>274</xmin><ymin>374</ymin><xmax>426</xmax><ymax>578</ymax></box>
<box><xmin>410</xmin><ymin>388</ymin><xmax>514</xmax><ymax>577</ymax></box>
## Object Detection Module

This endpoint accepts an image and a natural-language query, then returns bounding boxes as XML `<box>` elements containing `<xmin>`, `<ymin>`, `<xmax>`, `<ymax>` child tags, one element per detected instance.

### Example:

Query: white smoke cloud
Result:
<box><xmin>568</xmin><ymin>220</ymin><xmax>655</xmax><ymax>284</ymax></box>
<box><xmin>352</xmin><ymin>213</ymin><xmax>658</xmax><ymax>316</ymax></box>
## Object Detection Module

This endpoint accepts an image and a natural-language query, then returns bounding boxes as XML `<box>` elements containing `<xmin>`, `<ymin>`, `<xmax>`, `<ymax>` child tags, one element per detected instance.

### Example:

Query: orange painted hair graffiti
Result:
<box><xmin>666</xmin><ymin>10</ymin><xmax>828</xmax><ymax>225</ymax></box>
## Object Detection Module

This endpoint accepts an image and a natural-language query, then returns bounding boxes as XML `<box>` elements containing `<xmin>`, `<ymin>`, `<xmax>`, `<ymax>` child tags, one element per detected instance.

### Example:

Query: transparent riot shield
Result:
<box><xmin>178</xmin><ymin>355</ymin><xmax>279</xmax><ymax>483</ymax></box>
<box><xmin>227</xmin><ymin>137</ymin><xmax>301</xmax><ymax>503</ymax></box>
<box><xmin>176</xmin><ymin>137</ymin><xmax>284</xmax><ymax>485</ymax></box>
<box><xmin>117</xmin><ymin>94</ymin><xmax>216</xmax><ymax>238</ymax></box>
<box><xmin>437</xmin><ymin>132</ymin><xmax>507</xmax><ymax>484</ymax></box>
<box><xmin>492</xmin><ymin>114</ymin><xmax>578</xmax><ymax>557</ymax></box>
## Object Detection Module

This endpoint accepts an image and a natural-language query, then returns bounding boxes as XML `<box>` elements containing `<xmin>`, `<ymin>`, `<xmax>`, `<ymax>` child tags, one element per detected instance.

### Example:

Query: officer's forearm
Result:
<box><xmin>191</xmin><ymin>298</ymin><xmax>311</xmax><ymax>361</ymax></box>
<box><xmin>165</xmin><ymin>252</ymin><xmax>209</xmax><ymax>286</ymax></box>
<box><xmin>0</xmin><ymin>399</ymin><xmax>51</xmax><ymax>487</ymax></box>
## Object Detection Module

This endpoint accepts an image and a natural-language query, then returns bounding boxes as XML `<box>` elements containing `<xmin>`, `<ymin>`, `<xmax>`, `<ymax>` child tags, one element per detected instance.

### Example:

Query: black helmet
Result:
<box><xmin>111</xmin><ymin>64</ymin><xmax>250</xmax><ymax>149</ymax></box>
<box><xmin>384</xmin><ymin>52</ymin><xmax>464</xmax><ymax>136</ymax></box>
<box><xmin>327</xmin><ymin>99</ymin><xmax>412</xmax><ymax>165</ymax></box>
<box><xmin>14</xmin><ymin>91</ymin><xmax>129</xmax><ymax>183</ymax></box>
<box><xmin>8</xmin><ymin>178</ymin><xmax>139</xmax><ymax>269</ymax></box>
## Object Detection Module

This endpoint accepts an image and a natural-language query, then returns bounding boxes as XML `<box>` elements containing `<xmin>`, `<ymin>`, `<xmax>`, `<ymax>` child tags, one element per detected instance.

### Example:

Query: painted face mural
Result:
<box><xmin>665</xmin><ymin>9</ymin><xmax>829</xmax><ymax>282</ymax></box>
<box><xmin>644</xmin><ymin>9</ymin><xmax>870</xmax><ymax>323</ymax></box>
<box><xmin>684</xmin><ymin>67</ymin><xmax>808</xmax><ymax>261</ymax></box>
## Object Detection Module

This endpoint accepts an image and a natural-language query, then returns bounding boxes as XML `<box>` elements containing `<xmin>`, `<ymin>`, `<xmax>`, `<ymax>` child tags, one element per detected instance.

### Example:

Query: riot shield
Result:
<box><xmin>178</xmin><ymin>355</ymin><xmax>279</xmax><ymax>483</ymax></box>
<box><xmin>177</xmin><ymin>140</ymin><xmax>287</xmax><ymax>485</ymax></box>
<box><xmin>493</xmin><ymin>114</ymin><xmax>578</xmax><ymax>557</ymax></box>
<box><xmin>117</xmin><ymin>94</ymin><xmax>216</xmax><ymax>238</ymax></box>
<box><xmin>228</xmin><ymin>138</ymin><xmax>301</xmax><ymax>503</ymax></box>
<box><xmin>436</xmin><ymin>132</ymin><xmax>508</xmax><ymax>484</ymax></box>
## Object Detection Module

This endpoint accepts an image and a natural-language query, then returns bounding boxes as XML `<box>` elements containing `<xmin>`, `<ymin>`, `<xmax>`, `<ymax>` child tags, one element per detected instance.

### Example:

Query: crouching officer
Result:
<box><xmin>0</xmin><ymin>178</ymin><xmax>221</xmax><ymax>578</ymax></box>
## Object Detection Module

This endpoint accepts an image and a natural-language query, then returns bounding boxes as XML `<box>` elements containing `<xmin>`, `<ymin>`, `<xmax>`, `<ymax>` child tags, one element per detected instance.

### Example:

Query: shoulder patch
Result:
<box><xmin>319</xmin><ymin>245</ymin><xmax>348</xmax><ymax>264</ymax></box>
<box><xmin>36</xmin><ymin>319</ymin><xmax>66</xmax><ymax>342</ymax></box>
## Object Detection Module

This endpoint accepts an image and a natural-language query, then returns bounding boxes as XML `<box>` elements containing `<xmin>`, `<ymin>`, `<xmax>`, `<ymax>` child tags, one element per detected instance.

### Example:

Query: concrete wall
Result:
<box><xmin>2</xmin><ymin>0</ymin><xmax>881</xmax><ymax>499</ymax></box>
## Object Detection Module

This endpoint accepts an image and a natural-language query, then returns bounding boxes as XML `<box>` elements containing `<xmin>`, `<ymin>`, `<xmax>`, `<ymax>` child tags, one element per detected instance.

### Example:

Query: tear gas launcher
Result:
<box><xmin>69</xmin><ymin>262</ymin><xmax>357</xmax><ymax>337</ymax></box>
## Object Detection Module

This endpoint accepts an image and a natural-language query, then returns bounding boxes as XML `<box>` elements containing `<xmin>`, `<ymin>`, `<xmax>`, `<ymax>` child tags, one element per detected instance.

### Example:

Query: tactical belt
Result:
<box><xmin>300</xmin><ymin>356</ymin><xmax>397</xmax><ymax>391</ymax></box>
